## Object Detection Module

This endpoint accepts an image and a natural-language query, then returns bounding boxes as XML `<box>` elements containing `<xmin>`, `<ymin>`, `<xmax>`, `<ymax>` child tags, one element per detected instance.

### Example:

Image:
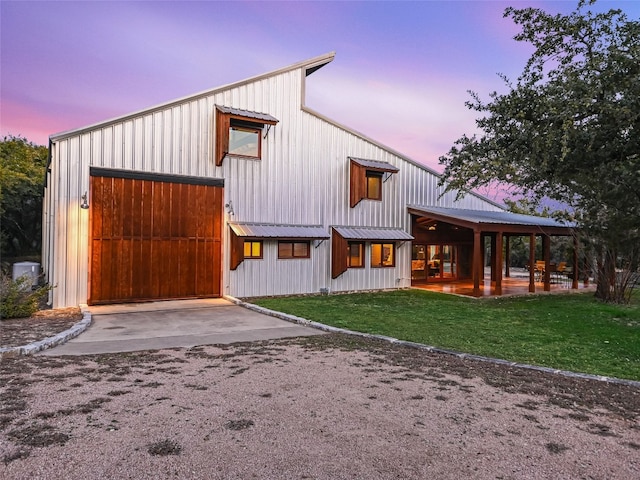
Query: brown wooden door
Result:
<box><xmin>89</xmin><ymin>172</ymin><xmax>223</xmax><ymax>305</ymax></box>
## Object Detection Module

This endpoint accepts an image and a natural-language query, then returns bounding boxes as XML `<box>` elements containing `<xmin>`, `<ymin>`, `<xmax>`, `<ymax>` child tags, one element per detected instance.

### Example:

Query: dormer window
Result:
<box><xmin>215</xmin><ymin>105</ymin><xmax>278</xmax><ymax>166</ymax></box>
<box><xmin>349</xmin><ymin>157</ymin><xmax>399</xmax><ymax>207</ymax></box>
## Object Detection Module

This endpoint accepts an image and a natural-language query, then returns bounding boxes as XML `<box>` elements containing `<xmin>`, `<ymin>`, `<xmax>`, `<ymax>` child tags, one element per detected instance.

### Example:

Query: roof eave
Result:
<box><xmin>409</xmin><ymin>207</ymin><xmax>575</xmax><ymax>235</ymax></box>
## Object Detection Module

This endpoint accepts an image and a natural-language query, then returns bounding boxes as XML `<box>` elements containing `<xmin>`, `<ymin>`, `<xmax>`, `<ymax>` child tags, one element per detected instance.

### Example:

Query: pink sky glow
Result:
<box><xmin>2</xmin><ymin>0</ymin><xmax>639</xmax><ymax>173</ymax></box>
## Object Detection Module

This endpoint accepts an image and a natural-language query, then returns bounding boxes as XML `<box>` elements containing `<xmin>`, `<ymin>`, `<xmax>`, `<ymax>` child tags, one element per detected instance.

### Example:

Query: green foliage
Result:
<box><xmin>0</xmin><ymin>273</ymin><xmax>51</xmax><ymax>319</ymax></box>
<box><xmin>254</xmin><ymin>289</ymin><xmax>640</xmax><ymax>381</ymax></box>
<box><xmin>438</xmin><ymin>1</ymin><xmax>640</xmax><ymax>302</ymax></box>
<box><xmin>504</xmin><ymin>198</ymin><xmax>574</xmax><ymax>267</ymax></box>
<box><xmin>0</xmin><ymin>135</ymin><xmax>49</xmax><ymax>259</ymax></box>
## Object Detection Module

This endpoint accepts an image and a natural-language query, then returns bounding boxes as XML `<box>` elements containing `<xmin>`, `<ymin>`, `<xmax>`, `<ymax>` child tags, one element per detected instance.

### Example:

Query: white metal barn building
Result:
<box><xmin>44</xmin><ymin>52</ymin><xmax>571</xmax><ymax>308</ymax></box>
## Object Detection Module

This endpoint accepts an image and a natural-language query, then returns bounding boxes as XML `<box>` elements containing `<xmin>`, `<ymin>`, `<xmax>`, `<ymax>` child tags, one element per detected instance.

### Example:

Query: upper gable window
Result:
<box><xmin>366</xmin><ymin>171</ymin><xmax>383</xmax><ymax>201</ymax></box>
<box><xmin>349</xmin><ymin>157</ymin><xmax>399</xmax><ymax>208</ymax></box>
<box><xmin>229</xmin><ymin>120</ymin><xmax>261</xmax><ymax>158</ymax></box>
<box><xmin>215</xmin><ymin>105</ymin><xmax>278</xmax><ymax>166</ymax></box>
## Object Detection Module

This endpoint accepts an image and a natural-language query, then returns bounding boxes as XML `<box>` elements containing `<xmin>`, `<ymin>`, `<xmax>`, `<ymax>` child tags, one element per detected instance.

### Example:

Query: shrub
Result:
<box><xmin>0</xmin><ymin>273</ymin><xmax>51</xmax><ymax>319</ymax></box>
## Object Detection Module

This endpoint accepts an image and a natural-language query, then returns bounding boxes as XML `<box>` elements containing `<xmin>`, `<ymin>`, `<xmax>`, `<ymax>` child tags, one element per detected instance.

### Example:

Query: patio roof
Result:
<box><xmin>408</xmin><ymin>205</ymin><xmax>574</xmax><ymax>235</ymax></box>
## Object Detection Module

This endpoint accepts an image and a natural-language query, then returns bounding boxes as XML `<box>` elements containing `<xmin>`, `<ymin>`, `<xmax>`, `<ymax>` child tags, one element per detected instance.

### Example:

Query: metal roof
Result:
<box><xmin>349</xmin><ymin>157</ymin><xmax>399</xmax><ymax>173</ymax></box>
<box><xmin>229</xmin><ymin>223</ymin><xmax>329</xmax><ymax>239</ymax></box>
<box><xmin>332</xmin><ymin>226</ymin><xmax>414</xmax><ymax>241</ymax></box>
<box><xmin>216</xmin><ymin>105</ymin><xmax>278</xmax><ymax>124</ymax></box>
<box><xmin>408</xmin><ymin>205</ymin><xmax>574</xmax><ymax>230</ymax></box>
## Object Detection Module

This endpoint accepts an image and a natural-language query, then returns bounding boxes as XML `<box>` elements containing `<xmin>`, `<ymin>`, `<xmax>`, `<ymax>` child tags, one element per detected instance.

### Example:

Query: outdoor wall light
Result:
<box><xmin>80</xmin><ymin>192</ymin><xmax>89</xmax><ymax>210</ymax></box>
<box><xmin>225</xmin><ymin>201</ymin><xmax>234</xmax><ymax>216</ymax></box>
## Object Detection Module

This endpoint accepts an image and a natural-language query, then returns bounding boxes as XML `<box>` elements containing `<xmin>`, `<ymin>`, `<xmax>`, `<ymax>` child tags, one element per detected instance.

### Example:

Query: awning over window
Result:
<box><xmin>229</xmin><ymin>222</ymin><xmax>329</xmax><ymax>239</ymax></box>
<box><xmin>331</xmin><ymin>226</ymin><xmax>413</xmax><ymax>241</ymax></box>
<box><xmin>348</xmin><ymin>157</ymin><xmax>399</xmax><ymax>173</ymax></box>
<box><xmin>215</xmin><ymin>105</ymin><xmax>279</xmax><ymax>124</ymax></box>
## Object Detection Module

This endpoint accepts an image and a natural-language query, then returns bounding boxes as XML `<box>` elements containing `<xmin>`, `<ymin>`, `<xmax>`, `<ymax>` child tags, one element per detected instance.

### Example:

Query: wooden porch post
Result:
<box><xmin>543</xmin><ymin>234</ymin><xmax>551</xmax><ymax>291</ymax></box>
<box><xmin>495</xmin><ymin>231</ymin><xmax>503</xmax><ymax>295</ymax></box>
<box><xmin>505</xmin><ymin>235</ymin><xmax>510</xmax><ymax>278</ymax></box>
<box><xmin>529</xmin><ymin>234</ymin><xmax>536</xmax><ymax>293</ymax></box>
<box><xmin>573</xmin><ymin>234</ymin><xmax>579</xmax><ymax>289</ymax></box>
<box><xmin>473</xmin><ymin>230</ymin><xmax>482</xmax><ymax>297</ymax></box>
<box><xmin>490</xmin><ymin>233</ymin><xmax>497</xmax><ymax>282</ymax></box>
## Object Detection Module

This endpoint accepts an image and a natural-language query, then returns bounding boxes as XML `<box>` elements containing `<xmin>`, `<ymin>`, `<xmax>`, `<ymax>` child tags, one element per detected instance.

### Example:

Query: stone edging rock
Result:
<box><xmin>0</xmin><ymin>305</ymin><xmax>92</xmax><ymax>360</ymax></box>
<box><xmin>225</xmin><ymin>295</ymin><xmax>640</xmax><ymax>389</ymax></box>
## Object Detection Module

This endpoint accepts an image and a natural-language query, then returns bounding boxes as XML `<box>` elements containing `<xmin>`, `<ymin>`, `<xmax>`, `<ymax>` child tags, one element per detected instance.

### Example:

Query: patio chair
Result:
<box><xmin>534</xmin><ymin>260</ymin><xmax>546</xmax><ymax>282</ymax></box>
<box><xmin>555</xmin><ymin>261</ymin><xmax>568</xmax><ymax>285</ymax></box>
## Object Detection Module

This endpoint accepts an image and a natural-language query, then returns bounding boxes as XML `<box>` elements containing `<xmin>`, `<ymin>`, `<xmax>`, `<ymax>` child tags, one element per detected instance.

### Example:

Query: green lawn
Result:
<box><xmin>253</xmin><ymin>290</ymin><xmax>640</xmax><ymax>381</ymax></box>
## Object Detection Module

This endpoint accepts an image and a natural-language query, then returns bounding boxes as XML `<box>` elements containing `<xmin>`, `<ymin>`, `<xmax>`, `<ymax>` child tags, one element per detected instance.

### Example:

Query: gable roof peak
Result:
<box><xmin>50</xmin><ymin>52</ymin><xmax>336</xmax><ymax>142</ymax></box>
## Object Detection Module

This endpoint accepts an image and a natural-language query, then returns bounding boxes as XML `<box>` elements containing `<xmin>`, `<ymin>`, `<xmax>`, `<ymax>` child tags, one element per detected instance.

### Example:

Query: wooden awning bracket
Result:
<box><xmin>314</xmin><ymin>239</ymin><xmax>326</xmax><ymax>249</ymax></box>
<box><xmin>263</xmin><ymin>124</ymin><xmax>272</xmax><ymax>139</ymax></box>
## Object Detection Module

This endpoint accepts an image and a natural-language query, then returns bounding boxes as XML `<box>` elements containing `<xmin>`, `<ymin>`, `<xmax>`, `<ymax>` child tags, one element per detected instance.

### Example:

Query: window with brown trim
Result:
<box><xmin>278</xmin><ymin>241</ymin><xmax>310</xmax><ymax>259</ymax></box>
<box><xmin>365</xmin><ymin>171</ymin><xmax>383</xmax><ymax>201</ymax></box>
<box><xmin>243</xmin><ymin>240</ymin><xmax>263</xmax><ymax>259</ymax></box>
<box><xmin>347</xmin><ymin>242</ymin><xmax>365</xmax><ymax>268</ymax></box>
<box><xmin>371</xmin><ymin>243</ymin><xmax>395</xmax><ymax>267</ymax></box>
<box><xmin>229</xmin><ymin>121</ymin><xmax>262</xmax><ymax>158</ymax></box>
<box><xmin>215</xmin><ymin>107</ymin><xmax>278</xmax><ymax>166</ymax></box>
<box><xmin>349</xmin><ymin>158</ymin><xmax>398</xmax><ymax>208</ymax></box>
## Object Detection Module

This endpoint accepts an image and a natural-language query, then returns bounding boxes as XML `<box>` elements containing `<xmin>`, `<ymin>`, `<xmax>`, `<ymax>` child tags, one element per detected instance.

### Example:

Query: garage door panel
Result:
<box><xmin>90</xmin><ymin>173</ymin><xmax>222</xmax><ymax>304</ymax></box>
<box><xmin>141</xmin><ymin>180</ymin><xmax>153</xmax><ymax>234</ymax></box>
<box><xmin>111</xmin><ymin>178</ymin><xmax>124</xmax><ymax>239</ymax></box>
<box><xmin>118</xmin><ymin>238</ymin><xmax>133</xmax><ymax>300</ymax></box>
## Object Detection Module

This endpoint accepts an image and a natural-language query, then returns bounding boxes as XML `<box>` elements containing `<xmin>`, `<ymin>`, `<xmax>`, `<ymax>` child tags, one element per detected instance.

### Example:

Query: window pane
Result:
<box><xmin>371</xmin><ymin>243</ymin><xmax>382</xmax><ymax>266</ymax></box>
<box><xmin>244</xmin><ymin>241</ymin><xmax>252</xmax><ymax>257</ymax></box>
<box><xmin>251</xmin><ymin>241</ymin><xmax>261</xmax><ymax>257</ymax></box>
<box><xmin>366</xmin><ymin>173</ymin><xmax>382</xmax><ymax>200</ymax></box>
<box><xmin>382</xmin><ymin>243</ymin><xmax>394</xmax><ymax>266</ymax></box>
<box><xmin>278</xmin><ymin>242</ymin><xmax>292</xmax><ymax>258</ymax></box>
<box><xmin>348</xmin><ymin>243</ymin><xmax>363</xmax><ymax>267</ymax></box>
<box><xmin>229</xmin><ymin>126</ymin><xmax>260</xmax><ymax>157</ymax></box>
<box><xmin>293</xmin><ymin>242</ymin><xmax>309</xmax><ymax>257</ymax></box>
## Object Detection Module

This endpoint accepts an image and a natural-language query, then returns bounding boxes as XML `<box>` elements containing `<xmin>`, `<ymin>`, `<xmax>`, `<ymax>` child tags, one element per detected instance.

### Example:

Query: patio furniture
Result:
<box><xmin>534</xmin><ymin>260</ymin><xmax>546</xmax><ymax>281</ymax></box>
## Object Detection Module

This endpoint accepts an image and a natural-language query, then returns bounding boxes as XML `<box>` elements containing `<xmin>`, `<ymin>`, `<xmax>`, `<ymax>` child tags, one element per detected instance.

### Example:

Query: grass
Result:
<box><xmin>253</xmin><ymin>290</ymin><xmax>640</xmax><ymax>381</ymax></box>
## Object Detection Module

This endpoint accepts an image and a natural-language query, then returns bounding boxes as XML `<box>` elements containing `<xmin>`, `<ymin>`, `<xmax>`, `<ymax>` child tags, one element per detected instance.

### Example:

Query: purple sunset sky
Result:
<box><xmin>2</xmin><ymin>0</ymin><xmax>639</xmax><ymax>174</ymax></box>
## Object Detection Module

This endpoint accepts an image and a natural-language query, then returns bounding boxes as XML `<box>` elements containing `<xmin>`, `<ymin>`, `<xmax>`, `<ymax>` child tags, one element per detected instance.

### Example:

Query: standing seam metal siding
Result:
<box><xmin>44</xmin><ymin>63</ymin><xmax>502</xmax><ymax>307</ymax></box>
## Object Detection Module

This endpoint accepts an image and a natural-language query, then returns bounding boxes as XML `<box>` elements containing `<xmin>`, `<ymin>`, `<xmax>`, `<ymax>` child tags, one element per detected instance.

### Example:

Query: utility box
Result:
<box><xmin>12</xmin><ymin>261</ymin><xmax>40</xmax><ymax>288</ymax></box>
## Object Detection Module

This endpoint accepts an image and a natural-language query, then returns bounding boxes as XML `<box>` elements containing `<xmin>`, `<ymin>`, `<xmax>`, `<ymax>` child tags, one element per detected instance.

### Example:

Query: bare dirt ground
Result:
<box><xmin>0</xmin><ymin>308</ymin><xmax>82</xmax><ymax>348</ymax></box>
<box><xmin>1</xmin><ymin>323</ymin><xmax>639</xmax><ymax>479</ymax></box>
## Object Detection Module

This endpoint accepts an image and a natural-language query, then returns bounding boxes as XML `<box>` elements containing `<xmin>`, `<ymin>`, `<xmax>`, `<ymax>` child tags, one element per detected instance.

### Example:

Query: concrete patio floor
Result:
<box><xmin>413</xmin><ymin>269</ymin><xmax>594</xmax><ymax>297</ymax></box>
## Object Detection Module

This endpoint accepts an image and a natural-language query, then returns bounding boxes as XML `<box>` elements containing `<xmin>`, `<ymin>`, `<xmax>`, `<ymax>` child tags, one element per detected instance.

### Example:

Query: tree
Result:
<box><xmin>0</xmin><ymin>136</ymin><xmax>49</xmax><ymax>264</ymax></box>
<box><xmin>438</xmin><ymin>0</ymin><xmax>640</xmax><ymax>303</ymax></box>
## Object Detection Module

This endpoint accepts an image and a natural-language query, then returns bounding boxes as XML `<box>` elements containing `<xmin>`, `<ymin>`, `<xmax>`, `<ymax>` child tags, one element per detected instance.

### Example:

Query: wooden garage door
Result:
<box><xmin>89</xmin><ymin>169</ymin><xmax>223</xmax><ymax>305</ymax></box>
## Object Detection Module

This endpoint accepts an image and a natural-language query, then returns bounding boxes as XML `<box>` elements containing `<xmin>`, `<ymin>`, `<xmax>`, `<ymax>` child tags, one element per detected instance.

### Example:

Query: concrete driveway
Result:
<box><xmin>40</xmin><ymin>298</ymin><xmax>324</xmax><ymax>356</ymax></box>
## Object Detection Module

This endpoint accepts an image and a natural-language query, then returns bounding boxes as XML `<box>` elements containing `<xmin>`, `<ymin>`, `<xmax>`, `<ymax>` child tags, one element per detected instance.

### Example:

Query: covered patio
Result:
<box><xmin>413</xmin><ymin>268</ymin><xmax>593</xmax><ymax>297</ymax></box>
<box><xmin>408</xmin><ymin>206</ymin><xmax>582</xmax><ymax>297</ymax></box>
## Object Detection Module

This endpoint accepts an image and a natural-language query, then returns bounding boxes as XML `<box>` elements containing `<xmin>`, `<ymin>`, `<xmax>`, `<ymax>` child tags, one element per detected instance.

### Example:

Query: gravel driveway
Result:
<box><xmin>1</xmin><ymin>334</ymin><xmax>638</xmax><ymax>479</ymax></box>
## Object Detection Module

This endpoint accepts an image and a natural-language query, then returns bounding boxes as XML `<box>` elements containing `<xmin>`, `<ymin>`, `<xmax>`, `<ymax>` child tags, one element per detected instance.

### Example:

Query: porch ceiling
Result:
<box><xmin>408</xmin><ymin>205</ymin><xmax>574</xmax><ymax>236</ymax></box>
